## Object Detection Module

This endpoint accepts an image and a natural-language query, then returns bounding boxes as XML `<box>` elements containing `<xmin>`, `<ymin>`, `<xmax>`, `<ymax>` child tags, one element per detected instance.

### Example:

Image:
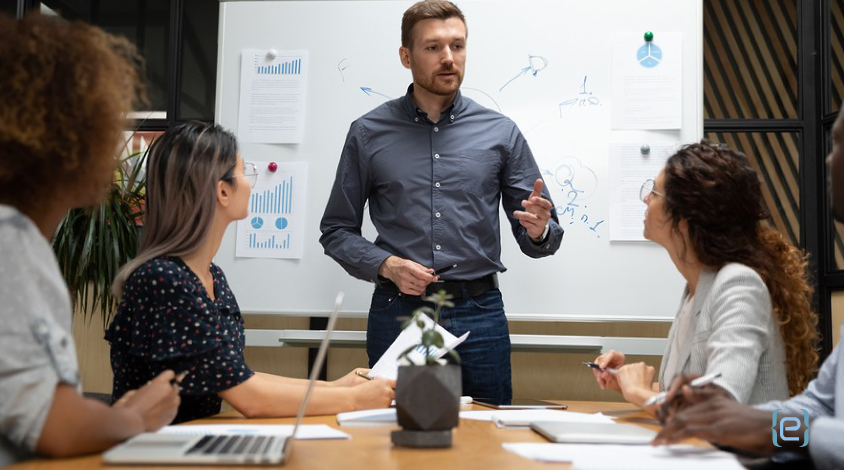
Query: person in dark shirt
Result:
<box><xmin>108</xmin><ymin>121</ymin><xmax>394</xmax><ymax>422</ymax></box>
<box><xmin>319</xmin><ymin>0</ymin><xmax>563</xmax><ymax>405</ymax></box>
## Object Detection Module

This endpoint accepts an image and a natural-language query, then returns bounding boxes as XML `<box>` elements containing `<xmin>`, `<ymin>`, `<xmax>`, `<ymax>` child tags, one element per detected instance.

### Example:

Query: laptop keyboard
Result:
<box><xmin>187</xmin><ymin>435</ymin><xmax>280</xmax><ymax>456</ymax></box>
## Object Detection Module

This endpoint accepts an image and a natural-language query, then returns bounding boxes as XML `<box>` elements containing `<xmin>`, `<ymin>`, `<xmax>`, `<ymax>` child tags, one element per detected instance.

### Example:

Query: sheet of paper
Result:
<box><xmin>237</xmin><ymin>49</ymin><xmax>308</xmax><ymax>143</ymax></box>
<box><xmin>369</xmin><ymin>313</ymin><xmax>469</xmax><ymax>380</ymax></box>
<box><xmin>459</xmin><ymin>410</ymin><xmax>614</xmax><ymax>428</ymax></box>
<box><xmin>502</xmin><ymin>443</ymin><xmax>743</xmax><ymax>469</ymax></box>
<box><xmin>157</xmin><ymin>424</ymin><xmax>349</xmax><ymax>440</ymax></box>
<box><xmin>336</xmin><ymin>408</ymin><xmax>397</xmax><ymax>426</ymax></box>
<box><xmin>236</xmin><ymin>162</ymin><xmax>307</xmax><ymax>259</ymax></box>
<box><xmin>611</xmin><ymin>33</ymin><xmax>683</xmax><ymax>130</ymax></box>
<box><xmin>608</xmin><ymin>143</ymin><xmax>677</xmax><ymax>241</ymax></box>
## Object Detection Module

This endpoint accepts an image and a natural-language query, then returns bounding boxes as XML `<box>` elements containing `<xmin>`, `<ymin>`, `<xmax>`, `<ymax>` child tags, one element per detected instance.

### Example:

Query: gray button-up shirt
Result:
<box><xmin>320</xmin><ymin>85</ymin><xmax>563</xmax><ymax>283</ymax></box>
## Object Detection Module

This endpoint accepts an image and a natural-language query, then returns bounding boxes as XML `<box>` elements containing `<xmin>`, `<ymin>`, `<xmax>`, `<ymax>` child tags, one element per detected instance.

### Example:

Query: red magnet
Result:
<box><xmin>268</xmin><ymin>162</ymin><xmax>278</xmax><ymax>172</ymax></box>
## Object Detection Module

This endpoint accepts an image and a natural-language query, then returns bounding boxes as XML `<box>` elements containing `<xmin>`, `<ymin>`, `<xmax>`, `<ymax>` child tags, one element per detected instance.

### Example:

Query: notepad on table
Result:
<box><xmin>502</xmin><ymin>443</ymin><xmax>744</xmax><ymax>469</ymax></box>
<box><xmin>459</xmin><ymin>409</ymin><xmax>615</xmax><ymax>428</ymax></box>
<box><xmin>336</xmin><ymin>408</ymin><xmax>397</xmax><ymax>426</ymax></box>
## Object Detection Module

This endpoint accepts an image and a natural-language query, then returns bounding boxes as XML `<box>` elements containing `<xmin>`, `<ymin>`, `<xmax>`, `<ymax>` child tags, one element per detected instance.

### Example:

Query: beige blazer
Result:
<box><xmin>658</xmin><ymin>263</ymin><xmax>788</xmax><ymax>404</ymax></box>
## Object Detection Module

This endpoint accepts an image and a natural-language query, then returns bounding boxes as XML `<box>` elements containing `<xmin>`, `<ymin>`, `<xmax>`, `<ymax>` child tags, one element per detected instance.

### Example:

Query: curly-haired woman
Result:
<box><xmin>0</xmin><ymin>14</ymin><xmax>179</xmax><ymax>465</ymax></box>
<box><xmin>591</xmin><ymin>141</ymin><xmax>819</xmax><ymax>412</ymax></box>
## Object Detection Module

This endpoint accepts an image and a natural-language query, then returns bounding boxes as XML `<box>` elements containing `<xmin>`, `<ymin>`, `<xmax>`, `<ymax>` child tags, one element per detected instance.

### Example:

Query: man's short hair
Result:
<box><xmin>401</xmin><ymin>0</ymin><xmax>467</xmax><ymax>48</ymax></box>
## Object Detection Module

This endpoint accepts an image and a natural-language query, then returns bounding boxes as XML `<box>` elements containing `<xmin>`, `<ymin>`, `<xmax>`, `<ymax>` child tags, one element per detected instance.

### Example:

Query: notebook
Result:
<box><xmin>102</xmin><ymin>292</ymin><xmax>345</xmax><ymax>465</ymax></box>
<box><xmin>530</xmin><ymin>421</ymin><xmax>657</xmax><ymax>444</ymax></box>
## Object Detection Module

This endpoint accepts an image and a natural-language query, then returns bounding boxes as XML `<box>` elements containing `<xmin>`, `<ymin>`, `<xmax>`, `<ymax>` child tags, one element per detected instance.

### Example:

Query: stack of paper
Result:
<box><xmin>157</xmin><ymin>424</ymin><xmax>349</xmax><ymax>440</ymax></box>
<box><xmin>459</xmin><ymin>410</ymin><xmax>614</xmax><ymax>428</ymax></box>
<box><xmin>503</xmin><ymin>443</ymin><xmax>743</xmax><ymax>470</ymax></box>
<box><xmin>336</xmin><ymin>408</ymin><xmax>397</xmax><ymax>426</ymax></box>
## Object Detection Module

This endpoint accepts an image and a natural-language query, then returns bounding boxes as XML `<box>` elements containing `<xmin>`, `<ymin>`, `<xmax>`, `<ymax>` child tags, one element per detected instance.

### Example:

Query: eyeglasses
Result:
<box><xmin>639</xmin><ymin>179</ymin><xmax>664</xmax><ymax>202</ymax></box>
<box><xmin>243</xmin><ymin>161</ymin><xmax>258</xmax><ymax>188</ymax></box>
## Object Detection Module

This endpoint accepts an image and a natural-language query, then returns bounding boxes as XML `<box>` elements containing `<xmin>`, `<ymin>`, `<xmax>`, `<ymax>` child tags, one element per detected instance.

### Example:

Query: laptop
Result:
<box><xmin>530</xmin><ymin>421</ymin><xmax>657</xmax><ymax>444</ymax></box>
<box><xmin>103</xmin><ymin>292</ymin><xmax>345</xmax><ymax>465</ymax></box>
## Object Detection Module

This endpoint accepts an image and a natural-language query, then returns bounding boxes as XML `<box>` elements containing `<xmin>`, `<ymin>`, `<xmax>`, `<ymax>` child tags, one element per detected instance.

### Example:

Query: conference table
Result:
<box><xmin>9</xmin><ymin>401</ymin><xmax>686</xmax><ymax>469</ymax></box>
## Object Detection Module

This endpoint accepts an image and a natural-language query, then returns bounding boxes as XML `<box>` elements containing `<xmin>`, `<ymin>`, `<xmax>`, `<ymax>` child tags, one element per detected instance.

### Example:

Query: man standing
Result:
<box><xmin>652</xmin><ymin>103</ymin><xmax>844</xmax><ymax>469</ymax></box>
<box><xmin>319</xmin><ymin>0</ymin><xmax>563</xmax><ymax>403</ymax></box>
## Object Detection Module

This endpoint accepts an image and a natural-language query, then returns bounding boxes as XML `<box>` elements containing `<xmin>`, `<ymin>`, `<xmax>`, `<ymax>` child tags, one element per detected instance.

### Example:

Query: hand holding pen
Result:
<box><xmin>655</xmin><ymin>372</ymin><xmax>732</xmax><ymax>424</ymax></box>
<box><xmin>432</xmin><ymin>264</ymin><xmax>457</xmax><ymax>279</ymax></box>
<box><xmin>589</xmin><ymin>350</ymin><xmax>626</xmax><ymax>393</ymax></box>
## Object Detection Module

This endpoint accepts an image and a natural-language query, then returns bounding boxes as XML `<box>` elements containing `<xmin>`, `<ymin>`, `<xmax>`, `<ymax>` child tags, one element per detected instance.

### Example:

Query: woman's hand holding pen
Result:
<box><xmin>351</xmin><ymin>378</ymin><xmax>396</xmax><ymax>410</ymax></box>
<box><xmin>113</xmin><ymin>370</ymin><xmax>182</xmax><ymax>431</ymax></box>
<box><xmin>332</xmin><ymin>368</ymin><xmax>375</xmax><ymax>387</ymax></box>
<box><xmin>592</xmin><ymin>350</ymin><xmax>626</xmax><ymax>393</ymax></box>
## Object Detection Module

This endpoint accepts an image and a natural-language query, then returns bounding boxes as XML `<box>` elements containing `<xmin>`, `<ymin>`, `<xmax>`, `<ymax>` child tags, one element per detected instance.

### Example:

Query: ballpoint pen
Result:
<box><xmin>582</xmin><ymin>361</ymin><xmax>618</xmax><ymax>375</ymax></box>
<box><xmin>644</xmin><ymin>372</ymin><xmax>723</xmax><ymax>406</ymax></box>
<box><xmin>355</xmin><ymin>370</ymin><xmax>374</xmax><ymax>381</ymax></box>
<box><xmin>433</xmin><ymin>264</ymin><xmax>457</xmax><ymax>277</ymax></box>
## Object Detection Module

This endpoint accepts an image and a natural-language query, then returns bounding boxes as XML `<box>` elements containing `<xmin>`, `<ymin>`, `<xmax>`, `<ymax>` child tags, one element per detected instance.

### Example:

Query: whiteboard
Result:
<box><xmin>215</xmin><ymin>0</ymin><xmax>701</xmax><ymax>319</ymax></box>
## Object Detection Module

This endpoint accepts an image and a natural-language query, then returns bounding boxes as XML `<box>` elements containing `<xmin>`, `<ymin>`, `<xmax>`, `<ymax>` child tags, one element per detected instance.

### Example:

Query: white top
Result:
<box><xmin>660</xmin><ymin>294</ymin><xmax>695</xmax><ymax>385</ymax></box>
<box><xmin>0</xmin><ymin>204</ymin><xmax>80</xmax><ymax>466</ymax></box>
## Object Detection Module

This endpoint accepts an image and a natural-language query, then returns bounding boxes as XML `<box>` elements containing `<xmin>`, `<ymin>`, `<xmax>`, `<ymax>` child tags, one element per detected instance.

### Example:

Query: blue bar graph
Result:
<box><xmin>256</xmin><ymin>58</ymin><xmax>302</xmax><ymax>75</ymax></box>
<box><xmin>249</xmin><ymin>175</ymin><xmax>294</xmax><ymax>215</ymax></box>
<box><xmin>245</xmin><ymin>173</ymin><xmax>296</xmax><ymax>253</ymax></box>
<box><xmin>248</xmin><ymin>233</ymin><xmax>292</xmax><ymax>250</ymax></box>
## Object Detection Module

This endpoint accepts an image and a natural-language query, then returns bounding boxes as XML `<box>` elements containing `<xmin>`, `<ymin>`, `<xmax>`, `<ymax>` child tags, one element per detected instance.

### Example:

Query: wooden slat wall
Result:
<box><xmin>705</xmin><ymin>132</ymin><xmax>801</xmax><ymax>245</ymax></box>
<box><xmin>704</xmin><ymin>0</ymin><xmax>798</xmax><ymax>119</ymax></box>
<box><xmin>831</xmin><ymin>0</ymin><xmax>843</xmax><ymax>113</ymax></box>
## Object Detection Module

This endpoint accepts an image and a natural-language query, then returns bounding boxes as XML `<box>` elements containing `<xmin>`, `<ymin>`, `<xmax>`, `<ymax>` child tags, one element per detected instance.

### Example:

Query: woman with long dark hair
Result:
<box><xmin>108</xmin><ymin>122</ymin><xmax>394</xmax><ymax>423</ymax></box>
<box><xmin>592</xmin><ymin>141</ymin><xmax>818</xmax><ymax>411</ymax></box>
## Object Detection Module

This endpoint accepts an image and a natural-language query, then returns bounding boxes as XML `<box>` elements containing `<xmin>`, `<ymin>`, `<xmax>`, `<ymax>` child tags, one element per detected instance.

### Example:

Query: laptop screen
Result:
<box><xmin>282</xmin><ymin>291</ymin><xmax>344</xmax><ymax>457</ymax></box>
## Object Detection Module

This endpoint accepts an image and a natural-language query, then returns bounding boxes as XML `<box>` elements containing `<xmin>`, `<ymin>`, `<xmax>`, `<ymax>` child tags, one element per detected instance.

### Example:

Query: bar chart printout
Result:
<box><xmin>237</xmin><ymin>49</ymin><xmax>308</xmax><ymax>143</ymax></box>
<box><xmin>236</xmin><ymin>162</ymin><xmax>307</xmax><ymax>259</ymax></box>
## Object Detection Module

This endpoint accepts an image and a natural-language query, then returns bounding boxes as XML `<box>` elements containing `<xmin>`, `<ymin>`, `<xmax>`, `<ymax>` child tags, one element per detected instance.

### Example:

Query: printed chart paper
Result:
<box><xmin>236</xmin><ymin>162</ymin><xmax>307</xmax><ymax>259</ymax></box>
<box><xmin>237</xmin><ymin>49</ymin><xmax>308</xmax><ymax>143</ymax></box>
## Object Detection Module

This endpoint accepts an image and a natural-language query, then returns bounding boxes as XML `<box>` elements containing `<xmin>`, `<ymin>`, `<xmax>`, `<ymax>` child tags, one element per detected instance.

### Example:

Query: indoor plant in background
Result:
<box><xmin>51</xmin><ymin>132</ymin><xmax>154</xmax><ymax>327</ymax></box>
<box><xmin>391</xmin><ymin>290</ymin><xmax>462</xmax><ymax>448</ymax></box>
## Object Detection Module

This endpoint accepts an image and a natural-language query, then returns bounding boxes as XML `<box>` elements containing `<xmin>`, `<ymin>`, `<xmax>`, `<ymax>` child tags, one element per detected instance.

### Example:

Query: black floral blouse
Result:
<box><xmin>105</xmin><ymin>257</ymin><xmax>254</xmax><ymax>423</ymax></box>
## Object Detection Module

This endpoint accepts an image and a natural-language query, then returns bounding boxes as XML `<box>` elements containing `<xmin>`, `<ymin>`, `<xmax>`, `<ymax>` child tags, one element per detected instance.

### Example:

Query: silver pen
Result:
<box><xmin>643</xmin><ymin>372</ymin><xmax>722</xmax><ymax>407</ymax></box>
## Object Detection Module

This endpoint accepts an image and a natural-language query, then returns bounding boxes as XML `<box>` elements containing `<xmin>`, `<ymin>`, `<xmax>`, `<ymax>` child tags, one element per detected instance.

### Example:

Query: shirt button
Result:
<box><xmin>434</xmin><ymin>127</ymin><xmax>439</xmax><ymax>132</ymax></box>
<box><xmin>414</xmin><ymin>117</ymin><xmax>419</xmax><ymax>122</ymax></box>
<box><xmin>435</xmin><ymin>212</ymin><xmax>441</xmax><ymax>218</ymax></box>
<box><xmin>434</xmin><ymin>153</ymin><xmax>440</xmax><ymax>159</ymax></box>
<box><xmin>435</xmin><ymin>182</ymin><xmax>441</xmax><ymax>188</ymax></box>
<box><xmin>450</xmin><ymin>115</ymin><xmax>455</xmax><ymax>121</ymax></box>
<box><xmin>436</xmin><ymin>245</ymin><xmax>442</xmax><ymax>250</ymax></box>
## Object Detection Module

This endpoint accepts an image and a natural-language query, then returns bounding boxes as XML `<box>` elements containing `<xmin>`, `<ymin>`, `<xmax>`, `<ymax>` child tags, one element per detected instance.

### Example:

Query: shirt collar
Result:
<box><xmin>400</xmin><ymin>83</ymin><xmax>466</xmax><ymax>123</ymax></box>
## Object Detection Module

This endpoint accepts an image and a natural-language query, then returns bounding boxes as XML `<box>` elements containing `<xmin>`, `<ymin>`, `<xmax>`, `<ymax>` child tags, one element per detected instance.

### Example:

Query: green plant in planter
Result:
<box><xmin>51</xmin><ymin>138</ymin><xmax>148</xmax><ymax>327</ymax></box>
<box><xmin>392</xmin><ymin>290</ymin><xmax>463</xmax><ymax>448</ymax></box>
<box><xmin>397</xmin><ymin>290</ymin><xmax>461</xmax><ymax>366</ymax></box>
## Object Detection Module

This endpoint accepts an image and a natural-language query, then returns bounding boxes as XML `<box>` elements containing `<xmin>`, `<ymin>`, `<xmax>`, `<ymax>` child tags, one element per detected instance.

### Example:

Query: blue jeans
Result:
<box><xmin>366</xmin><ymin>287</ymin><xmax>512</xmax><ymax>404</ymax></box>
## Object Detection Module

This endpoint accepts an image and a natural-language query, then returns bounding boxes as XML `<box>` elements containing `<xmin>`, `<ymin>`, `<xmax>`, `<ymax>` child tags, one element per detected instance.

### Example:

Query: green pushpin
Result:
<box><xmin>644</xmin><ymin>31</ymin><xmax>654</xmax><ymax>42</ymax></box>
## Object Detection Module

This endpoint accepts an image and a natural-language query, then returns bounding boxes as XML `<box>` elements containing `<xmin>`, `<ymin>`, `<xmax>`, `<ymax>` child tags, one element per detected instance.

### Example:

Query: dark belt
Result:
<box><xmin>380</xmin><ymin>273</ymin><xmax>499</xmax><ymax>300</ymax></box>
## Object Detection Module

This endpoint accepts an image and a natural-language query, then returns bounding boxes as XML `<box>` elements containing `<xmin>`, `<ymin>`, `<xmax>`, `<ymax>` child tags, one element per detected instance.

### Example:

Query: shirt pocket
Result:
<box><xmin>459</xmin><ymin>150</ymin><xmax>501</xmax><ymax>199</ymax></box>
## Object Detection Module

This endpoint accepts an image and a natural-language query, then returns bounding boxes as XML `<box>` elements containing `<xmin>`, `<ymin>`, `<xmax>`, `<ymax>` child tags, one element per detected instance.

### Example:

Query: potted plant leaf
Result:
<box><xmin>391</xmin><ymin>290</ymin><xmax>462</xmax><ymax>448</ymax></box>
<box><xmin>51</xmin><ymin>131</ymin><xmax>155</xmax><ymax>327</ymax></box>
